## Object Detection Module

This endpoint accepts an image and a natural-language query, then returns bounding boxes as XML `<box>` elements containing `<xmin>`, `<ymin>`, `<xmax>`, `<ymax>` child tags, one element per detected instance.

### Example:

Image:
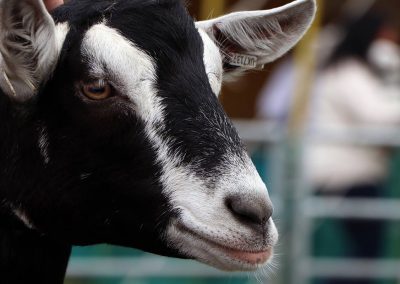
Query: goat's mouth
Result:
<box><xmin>173</xmin><ymin>222</ymin><xmax>274</xmax><ymax>271</ymax></box>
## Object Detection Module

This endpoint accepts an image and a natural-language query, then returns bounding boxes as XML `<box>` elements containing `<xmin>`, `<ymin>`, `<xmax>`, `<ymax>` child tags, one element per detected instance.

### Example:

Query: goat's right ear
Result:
<box><xmin>0</xmin><ymin>0</ymin><xmax>59</xmax><ymax>101</ymax></box>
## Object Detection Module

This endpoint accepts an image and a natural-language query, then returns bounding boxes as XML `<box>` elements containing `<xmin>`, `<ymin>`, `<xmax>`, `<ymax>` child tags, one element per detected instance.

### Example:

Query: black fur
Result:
<box><xmin>0</xmin><ymin>0</ymin><xmax>246</xmax><ymax>283</ymax></box>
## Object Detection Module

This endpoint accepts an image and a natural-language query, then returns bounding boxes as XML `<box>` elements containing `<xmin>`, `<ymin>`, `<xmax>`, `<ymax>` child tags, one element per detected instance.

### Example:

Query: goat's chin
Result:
<box><xmin>166</xmin><ymin>221</ymin><xmax>275</xmax><ymax>271</ymax></box>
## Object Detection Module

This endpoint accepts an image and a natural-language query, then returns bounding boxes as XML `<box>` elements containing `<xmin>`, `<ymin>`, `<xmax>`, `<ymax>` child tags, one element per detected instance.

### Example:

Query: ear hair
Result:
<box><xmin>196</xmin><ymin>0</ymin><xmax>316</xmax><ymax>80</ymax></box>
<box><xmin>2</xmin><ymin>71</ymin><xmax>17</xmax><ymax>97</ymax></box>
<box><xmin>213</xmin><ymin>15</ymin><xmax>285</xmax><ymax>60</ymax></box>
<box><xmin>211</xmin><ymin>17</ymin><xmax>285</xmax><ymax>80</ymax></box>
<box><xmin>0</xmin><ymin>0</ymin><xmax>59</xmax><ymax>101</ymax></box>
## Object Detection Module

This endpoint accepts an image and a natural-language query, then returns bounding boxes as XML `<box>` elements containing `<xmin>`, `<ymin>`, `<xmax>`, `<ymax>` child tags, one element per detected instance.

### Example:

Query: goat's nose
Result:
<box><xmin>226</xmin><ymin>194</ymin><xmax>273</xmax><ymax>226</ymax></box>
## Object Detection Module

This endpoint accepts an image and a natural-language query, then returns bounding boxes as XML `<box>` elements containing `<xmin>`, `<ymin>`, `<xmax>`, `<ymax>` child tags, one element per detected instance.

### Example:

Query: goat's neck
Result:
<box><xmin>0</xmin><ymin>93</ymin><xmax>70</xmax><ymax>283</ymax></box>
<box><xmin>0</xmin><ymin>211</ymin><xmax>71</xmax><ymax>284</ymax></box>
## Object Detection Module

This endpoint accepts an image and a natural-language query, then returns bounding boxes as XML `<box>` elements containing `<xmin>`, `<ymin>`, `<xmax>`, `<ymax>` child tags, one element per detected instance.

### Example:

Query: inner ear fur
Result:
<box><xmin>0</xmin><ymin>0</ymin><xmax>58</xmax><ymax>101</ymax></box>
<box><xmin>196</xmin><ymin>0</ymin><xmax>316</xmax><ymax>78</ymax></box>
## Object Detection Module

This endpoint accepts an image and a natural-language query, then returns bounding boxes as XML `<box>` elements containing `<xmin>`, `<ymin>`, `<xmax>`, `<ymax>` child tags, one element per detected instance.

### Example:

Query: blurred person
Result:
<box><xmin>306</xmin><ymin>11</ymin><xmax>400</xmax><ymax>284</ymax></box>
<box><xmin>256</xmin><ymin>55</ymin><xmax>296</xmax><ymax>124</ymax></box>
<box><xmin>256</xmin><ymin>24</ymin><xmax>342</xmax><ymax>123</ymax></box>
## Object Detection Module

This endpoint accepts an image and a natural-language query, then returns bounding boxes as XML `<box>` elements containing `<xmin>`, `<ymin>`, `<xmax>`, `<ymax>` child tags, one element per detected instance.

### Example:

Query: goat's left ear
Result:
<box><xmin>196</xmin><ymin>0</ymin><xmax>316</xmax><ymax>80</ymax></box>
<box><xmin>0</xmin><ymin>0</ymin><xmax>59</xmax><ymax>101</ymax></box>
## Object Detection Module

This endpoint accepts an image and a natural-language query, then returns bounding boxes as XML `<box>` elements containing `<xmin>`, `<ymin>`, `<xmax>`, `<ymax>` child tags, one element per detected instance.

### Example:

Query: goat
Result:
<box><xmin>0</xmin><ymin>0</ymin><xmax>315</xmax><ymax>283</ymax></box>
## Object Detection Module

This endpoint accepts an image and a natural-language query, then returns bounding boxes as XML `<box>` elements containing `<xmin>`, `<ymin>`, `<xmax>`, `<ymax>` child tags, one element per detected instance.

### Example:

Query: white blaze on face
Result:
<box><xmin>82</xmin><ymin>23</ymin><xmax>163</xmax><ymax>126</ymax></box>
<box><xmin>81</xmin><ymin>22</ymin><xmax>277</xmax><ymax>270</ymax></box>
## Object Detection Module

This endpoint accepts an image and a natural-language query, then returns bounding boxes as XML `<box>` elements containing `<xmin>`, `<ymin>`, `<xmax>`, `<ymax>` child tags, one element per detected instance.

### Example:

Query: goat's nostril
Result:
<box><xmin>226</xmin><ymin>195</ymin><xmax>273</xmax><ymax>226</ymax></box>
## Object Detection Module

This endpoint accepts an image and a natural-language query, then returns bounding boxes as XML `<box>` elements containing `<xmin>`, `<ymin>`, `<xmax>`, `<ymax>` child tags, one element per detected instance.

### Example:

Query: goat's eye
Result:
<box><xmin>82</xmin><ymin>80</ymin><xmax>112</xmax><ymax>100</ymax></box>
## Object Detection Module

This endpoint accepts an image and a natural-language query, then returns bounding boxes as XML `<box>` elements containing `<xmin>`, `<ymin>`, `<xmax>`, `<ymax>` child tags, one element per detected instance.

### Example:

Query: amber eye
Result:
<box><xmin>82</xmin><ymin>80</ymin><xmax>112</xmax><ymax>100</ymax></box>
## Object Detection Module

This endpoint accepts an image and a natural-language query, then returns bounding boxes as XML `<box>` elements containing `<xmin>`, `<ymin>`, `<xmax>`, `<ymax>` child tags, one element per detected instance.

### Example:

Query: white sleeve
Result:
<box><xmin>336</xmin><ymin>66</ymin><xmax>400</xmax><ymax>125</ymax></box>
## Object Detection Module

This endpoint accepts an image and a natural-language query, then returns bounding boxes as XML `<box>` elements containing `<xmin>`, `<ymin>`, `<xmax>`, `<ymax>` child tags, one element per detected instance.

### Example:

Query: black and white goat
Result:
<box><xmin>0</xmin><ymin>0</ymin><xmax>315</xmax><ymax>283</ymax></box>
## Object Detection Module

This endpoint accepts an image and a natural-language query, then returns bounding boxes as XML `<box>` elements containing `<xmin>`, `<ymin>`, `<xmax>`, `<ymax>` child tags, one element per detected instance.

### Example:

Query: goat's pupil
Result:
<box><xmin>89</xmin><ymin>86</ymin><xmax>105</xmax><ymax>93</ymax></box>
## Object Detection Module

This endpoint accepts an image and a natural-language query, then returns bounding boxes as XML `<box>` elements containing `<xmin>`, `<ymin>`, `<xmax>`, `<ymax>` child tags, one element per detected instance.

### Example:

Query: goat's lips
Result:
<box><xmin>222</xmin><ymin>247</ymin><xmax>272</xmax><ymax>265</ymax></box>
<box><xmin>178</xmin><ymin>223</ymin><xmax>273</xmax><ymax>265</ymax></box>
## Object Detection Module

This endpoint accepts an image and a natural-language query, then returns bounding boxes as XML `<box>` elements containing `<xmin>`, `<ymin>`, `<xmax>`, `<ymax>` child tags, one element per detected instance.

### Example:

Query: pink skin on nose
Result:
<box><xmin>224</xmin><ymin>247</ymin><xmax>273</xmax><ymax>265</ymax></box>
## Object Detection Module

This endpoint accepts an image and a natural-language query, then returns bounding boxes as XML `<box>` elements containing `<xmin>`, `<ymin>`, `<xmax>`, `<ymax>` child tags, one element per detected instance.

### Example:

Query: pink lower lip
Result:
<box><xmin>178</xmin><ymin>223</ymin><xmax>273</xmax><ymax>265</ymax></box>
<box><xmin>223</xmin><ymin>247</ymin><xmax>273</xmax><ymax>264</ymax></box>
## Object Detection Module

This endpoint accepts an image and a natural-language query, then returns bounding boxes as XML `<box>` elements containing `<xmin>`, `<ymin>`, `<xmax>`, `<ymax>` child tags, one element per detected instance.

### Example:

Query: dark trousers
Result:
<box><xmin>317</xmin><ymin>184</ymin><xmax>384</xmax><ymax>284</ymax></box>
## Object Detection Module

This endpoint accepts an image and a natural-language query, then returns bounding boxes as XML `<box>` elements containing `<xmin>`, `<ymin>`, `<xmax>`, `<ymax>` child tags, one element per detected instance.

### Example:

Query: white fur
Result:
<box><xmin>4</xmin><ymin>201</ymin><xmax>36</xmax><ymax>230</ymax></box>
<box><xmin>198</xmin><ymin>29</ymin><xmax>223</xmax><ymax>95</ymax></box>
<box><xmin>166</xmin><ymin>153</ymin><xmax>278</xmax><ymax>270</ymax></box>
<box><xmin>82</xmin><ymin>23</ymin><xmax>277</xmax><ymax>270</ymax></box>
<box><xmin>38</xmin><ymin>125</ymin><xmax>50</xmax><ymax>165</ymax></box>
<box><xmin>80</xmin><ymin>173</ymin><xmax>92</xmax><ymax>180</ymax></box>
<box><xmin>55</xmin><ymin>22</ymin><xmax>70</xmax><ymax>54</ymax></box>
<box><xmin>13</xmin><ymin>208</ymin><xmax>36</xmax><ymax>230</ymax></box>
<box><xmin>82</xmin><ymin>23</ymin><xmax>164</xmax><ymax>126</ymax></box>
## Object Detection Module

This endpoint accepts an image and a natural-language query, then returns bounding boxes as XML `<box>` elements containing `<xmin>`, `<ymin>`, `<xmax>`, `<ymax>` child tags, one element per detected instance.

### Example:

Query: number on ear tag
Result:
<box><xmin>228</xmin><ymin>53</ymin><xmax>258</xmax><ymax>69</ymax></box>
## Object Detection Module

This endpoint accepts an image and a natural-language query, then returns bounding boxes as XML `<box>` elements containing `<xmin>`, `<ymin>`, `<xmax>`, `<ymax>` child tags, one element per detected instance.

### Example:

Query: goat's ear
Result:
<box><xmin>0</xmin><ymin>0</ymin><xmax>59</xmax><ymax>101</ymax></box>
<box><xmin>196</xmin><ymin>0</ymin><xmax>316</xmax><ymax>80</ymax></box>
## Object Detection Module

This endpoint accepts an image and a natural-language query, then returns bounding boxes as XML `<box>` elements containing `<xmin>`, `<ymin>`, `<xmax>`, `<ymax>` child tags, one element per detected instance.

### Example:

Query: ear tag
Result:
<box><xmin>228</xmin><ymin>53</ymin><xmax>264</xmax><ymax>70</ymax></box>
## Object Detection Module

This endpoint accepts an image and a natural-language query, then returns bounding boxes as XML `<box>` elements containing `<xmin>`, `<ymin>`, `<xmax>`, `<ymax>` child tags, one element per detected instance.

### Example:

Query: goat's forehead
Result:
<box><xmin>82</xmin><ymin>23</ymin><xmax>155</xmax><ymax>78</ymax></box>
<box><xmin>81</xmin><ymin>23</ymin><xmax>163</xmax><ymax>124</ymax></box>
